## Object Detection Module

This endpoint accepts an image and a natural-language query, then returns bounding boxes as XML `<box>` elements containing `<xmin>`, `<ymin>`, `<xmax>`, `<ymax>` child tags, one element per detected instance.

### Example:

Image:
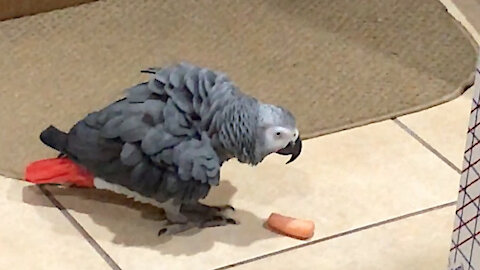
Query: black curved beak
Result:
<box><xmin>276</xmin><ymin>136</ymin><xmax>302</xmax><ymax>164</ymax></box>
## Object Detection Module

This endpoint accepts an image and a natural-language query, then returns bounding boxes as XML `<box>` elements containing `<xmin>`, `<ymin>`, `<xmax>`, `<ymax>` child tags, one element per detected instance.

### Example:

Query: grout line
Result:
<box><xmin>392</xmin><ymin>118</ymin><xmax>462</xmax><ymax>174</ymax></box>
<box><xmin>213</xmin><ymin>201</ymin><xmax>457</xmax><ymax>270</ymax></box>
<box><xmin>38</xmin><ymin>185</ymin><xmax>122</xmax><ymax>270</ymax></box>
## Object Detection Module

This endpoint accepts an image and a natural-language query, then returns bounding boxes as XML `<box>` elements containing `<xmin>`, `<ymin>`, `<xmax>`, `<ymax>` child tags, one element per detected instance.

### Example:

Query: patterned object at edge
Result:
<box><xmin>448</xmin><ymin>61</ymin><xmax>480</xmax><ymax>270</ymax></box>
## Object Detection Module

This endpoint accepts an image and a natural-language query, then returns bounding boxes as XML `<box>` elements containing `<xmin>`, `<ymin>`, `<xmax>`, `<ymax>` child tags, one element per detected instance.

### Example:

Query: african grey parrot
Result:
<box><xmin>27</xmin><ymin>62</ymin><xmax>302</xmax><ymax>235</ymax></box>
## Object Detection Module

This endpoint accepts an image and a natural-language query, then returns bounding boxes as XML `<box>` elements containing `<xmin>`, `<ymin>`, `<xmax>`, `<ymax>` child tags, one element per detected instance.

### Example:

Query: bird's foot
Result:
<box><xmin>188</xmin><ymin>203</ymin><xmax>238</xmax><ymax>228</ymax></box>
<box><xmin>158</xmin><ymin>204</ymin><xmax>237</xmax><ymax>236</ymax></box>
<box><xmin>182</xmin><ymin>202</ymin><xmax>237</xmax><ymax>226</ymax></box>
<box><xmin>182</xmin><ymin>202</ymin><xmax>235</xmax><ymax>215</ymax></box>
<box><xmin>157</xmin><ymin>220</ymin><xmax>196</xmax><ymax>236</ymax></box>
<box><xmin>200</xmin><ymin>215</ymin><xmax>237</xmax><ymax>227</ymax></box>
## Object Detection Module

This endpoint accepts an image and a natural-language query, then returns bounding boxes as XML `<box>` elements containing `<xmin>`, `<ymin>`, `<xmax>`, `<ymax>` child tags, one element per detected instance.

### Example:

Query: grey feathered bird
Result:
<box><xmin>28</xmin><ymin>62</ymin><xmax>302</xmax><ymax>235</ymax></box>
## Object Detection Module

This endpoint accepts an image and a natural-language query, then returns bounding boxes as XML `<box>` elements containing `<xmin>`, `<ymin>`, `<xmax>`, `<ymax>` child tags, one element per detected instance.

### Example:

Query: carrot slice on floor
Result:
<box><xmin>266</xmin><ymin>213</ymin><xmax>315</xmax><ymax>240</ymax></box>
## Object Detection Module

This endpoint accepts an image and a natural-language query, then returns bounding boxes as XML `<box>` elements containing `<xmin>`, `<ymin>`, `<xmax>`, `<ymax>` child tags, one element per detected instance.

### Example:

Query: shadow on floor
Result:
<box><xmin>19</xmin><ymin>179</ymin><xmax>278</xmax><ymax>256</ymax></box>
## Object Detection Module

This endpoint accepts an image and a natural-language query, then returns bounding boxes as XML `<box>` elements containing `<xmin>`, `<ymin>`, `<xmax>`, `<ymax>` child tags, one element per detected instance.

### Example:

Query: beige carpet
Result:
<box><xmin>0</xmin><ymin>0</ymin><xmax>477</xmax><ymax>178</ymax></box>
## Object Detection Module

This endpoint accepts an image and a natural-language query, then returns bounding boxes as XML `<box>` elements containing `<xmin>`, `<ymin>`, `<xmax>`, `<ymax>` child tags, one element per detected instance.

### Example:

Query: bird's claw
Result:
<box><xmin>157</xmin><ymin>220</ymin><xmax>196</xmax><ymax>236</ymax></box>
<box><xmin>200</xmin><ymin>215</ymin><xmax>238</xmax><ymax>228</ymax></box>
<box><xmin>157</xmin><ymin>216</ymin><xmax>237</xmax><ymax>236</ymax></box>
<box><xmin>226</xmin><ymin>218</ymin><xmax>237</xmax><ymax>225</ymax></box>
<box><xmin>157</xmin><ymin>203</ymin><xmax>237</xmax><ymax>236</ymax></box>
<box><xmin>157</xmin><ymin>228</ymin><xmax>168</xmax><ymax>236</ymax></box>
<box><xmin>213</xmin><ymin>205</ymin><xmax>235</xmax><ymax>212</ymax></box>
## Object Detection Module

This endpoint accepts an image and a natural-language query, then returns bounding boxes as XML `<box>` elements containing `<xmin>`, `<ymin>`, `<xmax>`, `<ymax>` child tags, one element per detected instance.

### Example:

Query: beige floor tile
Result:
<box><xmin>399</xmin><ymin>87</ymin><xmax>474</xmax><ymax>170</ymax></box>
<box><xmin>232</xmin><ymin>206</ymin><xmax>456</xmax><ymax>270</ymax></box>
<box><xmin>37</xmin><ymin>120</ymin><xmax>461</xmax><ymax>270</ymax></box>
<box><xmin>0</xmin><ymin>176</ymin><xmax>111</xmax><ymax>270</ymax></box>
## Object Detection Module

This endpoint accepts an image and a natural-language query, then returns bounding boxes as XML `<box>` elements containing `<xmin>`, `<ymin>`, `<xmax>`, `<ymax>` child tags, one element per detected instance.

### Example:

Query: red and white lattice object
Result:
<box><xmin>448</xmin><ymin>56</ymin><xmax>480</xmax><ymax>270</ymax></box>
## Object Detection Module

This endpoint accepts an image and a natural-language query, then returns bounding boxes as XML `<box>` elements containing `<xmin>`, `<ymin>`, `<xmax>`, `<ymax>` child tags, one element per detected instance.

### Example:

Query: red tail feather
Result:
<box><xmin>24</xmin><ymin>157</ymin><xmax>94</xmax><ymax>188</ymax></box>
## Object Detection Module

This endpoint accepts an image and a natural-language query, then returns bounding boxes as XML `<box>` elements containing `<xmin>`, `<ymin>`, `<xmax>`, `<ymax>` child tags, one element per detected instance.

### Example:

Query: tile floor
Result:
<box><xmin>1</xmin><ymin>1</ymin><xmax>479</xmax><ymax>270</ymax></box>
<box><xmin>0</xmin><ymin>86</ymin><xmax>475</xmax><ymax>270</ymax></box>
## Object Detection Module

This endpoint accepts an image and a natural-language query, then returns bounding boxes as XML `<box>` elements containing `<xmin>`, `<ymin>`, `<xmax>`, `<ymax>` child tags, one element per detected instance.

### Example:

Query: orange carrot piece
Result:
<box><xmin>266</xmin><ymin>213</ymin><xmax>315</xmax><ymax>240</ymax></box>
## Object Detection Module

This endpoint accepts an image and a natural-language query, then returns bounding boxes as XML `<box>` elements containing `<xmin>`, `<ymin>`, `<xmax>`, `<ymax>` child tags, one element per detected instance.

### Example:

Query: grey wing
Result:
<box><xmin>142</xmin><ymin>129</ymin><xmax>221</xmax><ymax>204</ymax></box>
<box><xmin>172</xmin><ymin>133</ymin><xmax>220</xmax><ymax>186</ymax></box>
<box><xmin>64</xmin><ymin>63</ymin><xmax>228</xmax><ymax>204</ymax></box>
<box><xmin>65</xmin><ymin>95</ymin><xmax>169</xmax><ymax>200</ymax></box>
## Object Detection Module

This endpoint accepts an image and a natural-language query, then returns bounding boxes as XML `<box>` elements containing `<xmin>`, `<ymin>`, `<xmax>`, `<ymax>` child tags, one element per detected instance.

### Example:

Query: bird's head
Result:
<box><xmin>256</xmin><ymin>103</ymin><xmax>302</xmax><ymax>164</ymax></box>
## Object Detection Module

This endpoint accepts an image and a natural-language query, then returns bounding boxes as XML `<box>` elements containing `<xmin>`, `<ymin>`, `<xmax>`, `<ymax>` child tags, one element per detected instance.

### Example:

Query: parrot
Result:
<box><xmin>25</xmin><ymin>62</ymin><xmax>302</xmax><ymax>235</ymax></box>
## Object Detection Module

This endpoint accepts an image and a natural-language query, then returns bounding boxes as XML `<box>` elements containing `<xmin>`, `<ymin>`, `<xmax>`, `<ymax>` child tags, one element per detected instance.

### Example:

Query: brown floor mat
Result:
<box><xmin>0</xmin><ymin>0</ymin><xmax>477</xmax><ymax>178</ymax></box>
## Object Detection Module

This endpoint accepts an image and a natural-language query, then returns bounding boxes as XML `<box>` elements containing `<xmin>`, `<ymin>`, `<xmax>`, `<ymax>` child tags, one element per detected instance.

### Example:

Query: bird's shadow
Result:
<box><xmin>20</xmin><ymin>179</ymin><xmax>279</xmax><ymax>256</ymax></box>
